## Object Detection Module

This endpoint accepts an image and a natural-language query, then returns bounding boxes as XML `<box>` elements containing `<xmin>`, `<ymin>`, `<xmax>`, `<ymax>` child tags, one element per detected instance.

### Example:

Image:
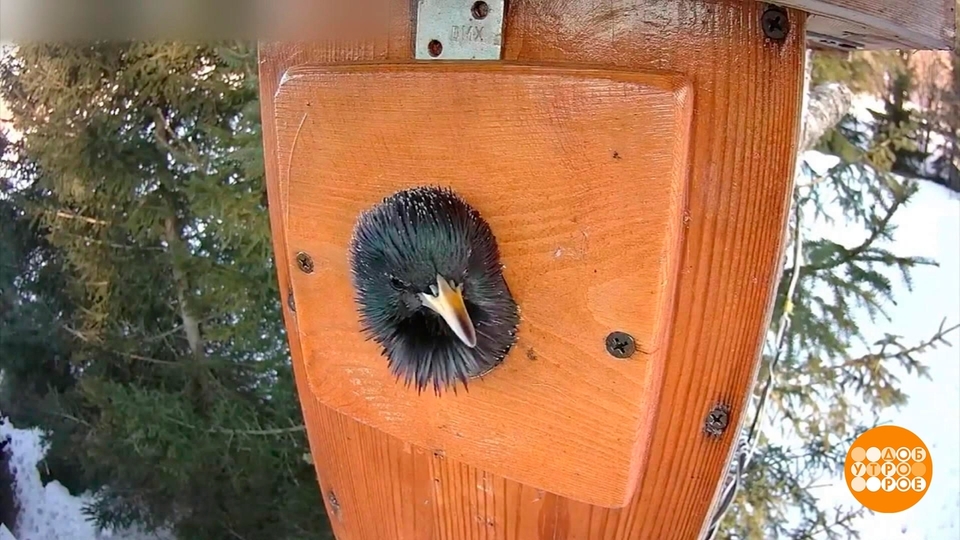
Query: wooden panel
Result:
<box><xmin>779</xmin><ymin>0</ymin><xmax>955</xmax><ymax>50</ymax></box>
<box><xmin>258</xmin><ymin>0</ymin><xmax>807</xmax><ymax>537</ymax></box>
<box><xmin>275</xmin><ymin>63</ymin><xmax>692</xmax><ymax>507</ymax></box>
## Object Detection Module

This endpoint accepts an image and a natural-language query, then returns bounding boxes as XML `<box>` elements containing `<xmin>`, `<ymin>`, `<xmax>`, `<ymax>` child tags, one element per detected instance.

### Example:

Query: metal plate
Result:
<box><xmin>414</xmin><ymin>0</ymin><xmax>505</xmax><ymax>60</ymax></box>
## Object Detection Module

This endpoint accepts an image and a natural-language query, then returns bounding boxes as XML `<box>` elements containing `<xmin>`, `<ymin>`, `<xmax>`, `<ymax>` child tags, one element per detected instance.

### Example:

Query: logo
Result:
<box><xmin>844</xmin><ymin>425</ymin><xmax>932</xmax><ymax>513</ymax></box>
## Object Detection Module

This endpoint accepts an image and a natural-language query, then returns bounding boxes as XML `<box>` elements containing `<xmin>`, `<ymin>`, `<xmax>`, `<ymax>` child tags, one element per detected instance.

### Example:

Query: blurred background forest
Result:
<box><xmin>0</xmin><ymin>34</ymin><xmax>958</xmax><ymax>540</ymax></box>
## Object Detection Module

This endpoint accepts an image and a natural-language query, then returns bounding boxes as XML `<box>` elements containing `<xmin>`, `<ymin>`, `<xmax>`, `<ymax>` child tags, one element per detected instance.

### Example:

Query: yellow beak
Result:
<box><xmin>419</xmin><ymin>274</ymin><xmax>478</xmax><ymax>348</ymax></box>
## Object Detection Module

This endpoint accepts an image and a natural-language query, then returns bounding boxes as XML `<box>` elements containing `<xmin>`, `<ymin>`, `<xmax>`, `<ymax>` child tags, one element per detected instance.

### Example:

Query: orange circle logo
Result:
<box><xmin>844</xmin><ymin>425</ymin><xmax>932</xmax><ymax>513</ymax></box>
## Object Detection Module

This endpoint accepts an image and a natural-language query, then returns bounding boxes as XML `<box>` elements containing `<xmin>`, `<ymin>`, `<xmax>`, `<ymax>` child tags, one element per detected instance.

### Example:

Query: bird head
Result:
<box><xmin>348</xmin><ymin>186</ymin><xmax>520</xmax><ymax>395</ymax></box>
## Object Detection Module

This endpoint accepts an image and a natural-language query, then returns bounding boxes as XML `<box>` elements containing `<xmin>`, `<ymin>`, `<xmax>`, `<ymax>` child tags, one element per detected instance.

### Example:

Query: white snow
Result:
<box><xmin>0</xmin><ymin>417</ymin><xmax>171</xmax><ymax>540</ymax></box>
<box><xmin>776</xmin><ymin>91</ymin><xmax>960</xmax><ymax>539</ymax></box>
<box><xmin>801</xmin><ymin>175</ymin><xmax>960</xmax><ymax>540</ymax></box>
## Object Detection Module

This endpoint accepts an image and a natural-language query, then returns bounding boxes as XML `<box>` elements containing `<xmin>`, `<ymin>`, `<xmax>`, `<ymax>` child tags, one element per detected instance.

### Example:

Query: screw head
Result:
<box><xmin>471</xmin><ymin>1</ymin><xmax>489</xmax><ymax>19</ymax></box>
<box><xmin>327</xmin><ymin>490</ymin><xmax>341</xmax><ymax>520</ymax></box>
<box><xmin>605</xmin><ymin>331</ymin><xmax>636</xmax><ymax>358</ymax></box>
<box><xmin>703</xmin><ymin>404</ymin><xmax>731</xmax><ymax>437</ymax></box>
<box><xmin>296</xmin><ymin>252</ymin><xmax>314</xmax><ymax>274</ymax></box>
<box><xmin>761</xmin><ymin>5</ymin><xmax>789</xmax><ymax>41</ymax></box>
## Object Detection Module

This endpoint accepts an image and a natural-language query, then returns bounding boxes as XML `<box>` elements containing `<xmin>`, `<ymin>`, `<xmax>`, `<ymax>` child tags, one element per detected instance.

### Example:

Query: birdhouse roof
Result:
<box><xmin>774</xmin><ymin>0</ymin><xmax>956</xmax><ymax>50</ymax></box>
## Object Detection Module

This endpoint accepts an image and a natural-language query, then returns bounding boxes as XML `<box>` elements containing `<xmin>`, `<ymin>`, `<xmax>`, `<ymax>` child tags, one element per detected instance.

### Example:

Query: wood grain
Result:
<box><xmin>780</xmin><ymin>0</ymin><xmax>955</xmax><ymax>50</ymax></box>
<box><xmin>259</xmin><ymin>0</ymin><xmax>807</xmax><ymax>537</ymax></box>
<box><xmin>275</xmin><ymin>63</ymin><xmax>691</xmax><ymax>507</ymax></box>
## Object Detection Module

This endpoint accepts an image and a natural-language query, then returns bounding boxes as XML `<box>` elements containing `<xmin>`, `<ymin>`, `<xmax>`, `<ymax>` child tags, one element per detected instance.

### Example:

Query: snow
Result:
<box><xmin>805</xmin><ymin>176</ymin><xmax>960</xmax><ymax>540</ymax></box>
<box><xmin>0</xmin><ymin>417</ymin><xmax>171</xmax><ymax>540</ymax></box>
<box><xmin>784</xmin><ymin>92</ymin><xmax>960</xmax><ymax>539</ymax></box>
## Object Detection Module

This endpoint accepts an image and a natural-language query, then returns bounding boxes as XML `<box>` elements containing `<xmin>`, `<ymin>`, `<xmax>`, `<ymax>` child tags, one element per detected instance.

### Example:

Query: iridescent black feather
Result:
<box><xmin>348</xmin><ymin>186</ymin><xmax>519</xmax><ymax>395</ymax></box>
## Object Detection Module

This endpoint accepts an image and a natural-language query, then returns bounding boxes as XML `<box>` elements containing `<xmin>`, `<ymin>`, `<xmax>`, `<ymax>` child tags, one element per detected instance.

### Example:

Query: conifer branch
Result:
<box><xmin>54</xmin><ymin>231</ymin><xmax>165</xmax><ymax>252</ymax></box>
<box><xmin>141</xmin><ymin>319</ymin><xmax>214</xmax><ymax>343</ymax></box>
<box><xmin>788</xmin><ymin>505</ymin><xmax>862</xmax><ymax>539</ymax></box>
<box><xmin>828</xmin><ymin>198</ymin><xmax>902</xmax><ymax>267</ymax></box>
<box><xmin>225</xmin><ymin>525</ymin><xmax>249</xmax><ymax>540</ymax></box>
<box><xmin>39</xmin><ymin>409</ymin><xmax>93</xmax><ymax>428</ymax></box>
<box><xmin>152</xmin><ymin>108</ymin><xmax>207</xmax><ymax>171</ymax></box>
<box><xmin>60</xmin><ymin>324</ymin><xmax>214</xmax><ymax>367</ymax></box>
<box><xmin>166</xmin><ymin>417</ymin><xmax>305</xmax><ymax>436</ymax></box>
<box><xmin>836</xmin><ymin>319</ymin><xmax>959</xmax><ymax>369</ymax></box>
<box><xmin>53</xmin><ymin>210</ymin><xmax>109</xmax><ymax>226</ymax></box>
<box><xmin>121</xmin><ymin>352</ymin><xmax>181</xmax><ymax>366</ymax></box>
<box><xmin>782</xmin><ymin>194</ymin><xmax>904</xmax><ymax>278</ymax></box>
<box><xmin>62</xmin><ymin>324</ymin><xmax>95</xmax><ymax>343</ymax></box>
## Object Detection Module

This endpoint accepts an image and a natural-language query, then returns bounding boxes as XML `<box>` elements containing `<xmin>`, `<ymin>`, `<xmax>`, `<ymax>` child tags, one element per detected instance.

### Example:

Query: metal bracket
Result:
<box><xmin>415</xmin><ymin>0</ymin><xmax>505</xmax><ymax>60</ymax></box>
<box><xmin>807</xmin><ymin>31</ymin><xmax>864</xmax><ymax>50</ymax></box>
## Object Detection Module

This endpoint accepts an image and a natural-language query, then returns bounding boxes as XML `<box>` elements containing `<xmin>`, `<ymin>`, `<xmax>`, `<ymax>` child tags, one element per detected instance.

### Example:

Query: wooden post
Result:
<box><xmin>257</xmin><ymin>0</ymin><xmax>950</xmax><ymax>538</ymax></box>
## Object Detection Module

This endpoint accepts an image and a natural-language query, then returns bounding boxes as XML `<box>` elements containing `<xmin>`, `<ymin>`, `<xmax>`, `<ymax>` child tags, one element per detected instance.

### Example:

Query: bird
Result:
<box><xmin>348</xmin><ymin>185</ymin><xmax>520</xmax><ymax>395</ymax></box>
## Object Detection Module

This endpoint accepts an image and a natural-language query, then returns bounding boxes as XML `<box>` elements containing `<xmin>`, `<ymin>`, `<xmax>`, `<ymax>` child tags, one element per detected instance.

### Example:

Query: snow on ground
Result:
<box><xmin>806</xmin><ymin>177</ymin><xmax>960</xmax><ymax>540</ymax></box>
<box><xmin>0</xmin><ymin>417</ymin><xmax>171</xmax><ymax>540</ymax></box>
<box><xmin>792</xmin><ymin>93</ymin><xmax>960</xmax><ymax>539</ymax></box>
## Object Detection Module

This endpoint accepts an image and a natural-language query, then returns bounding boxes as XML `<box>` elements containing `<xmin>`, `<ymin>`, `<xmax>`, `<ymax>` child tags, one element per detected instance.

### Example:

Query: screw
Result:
<box><xmin>605</xmin><ymin>331</ymin><xmax>636</xmax><ymax>359</ymax></box>
<box><xmin>286</xmin><ymin>287</ymin><xmax>296</xmax><ymax>313</ymax></box>
<box><xmin>703</xmin><ymin>404</ymin><xmax>731</xmax><ymax>437</ymax></box>
<box><xmin>327</xmin><ymin>490</ymin><xmax>341</xmax><ymax>519</ymax></box>
<box><xmin>471</xmin><ymin>1</ymin><xmax>489</xmax><ymax>19</ymax></box>
<box><xmin>427</xmin><ymin>39</ymin><xmax>443</xmax><ymax>58</ymax></box>
<box><xmin>761</xmin><ymin>5</ymin><xmax>789</xmax><ymax>40</ymax></box>
<box><xmin>296</xmin><ymin>252</ymin><xmax>314</xmax><ymax>274</ymax></box>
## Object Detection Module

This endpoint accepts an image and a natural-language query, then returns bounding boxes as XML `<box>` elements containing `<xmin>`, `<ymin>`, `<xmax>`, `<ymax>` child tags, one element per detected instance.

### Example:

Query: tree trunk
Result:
<box><xmin>163</xmin><ymin>214</ymin><xmax>204</xmax><ymax>362</ymax></box>
<box><xmin>799</xmin><ymin>82</ymin><xmax>854</xmax><ymax>154</ymax></box>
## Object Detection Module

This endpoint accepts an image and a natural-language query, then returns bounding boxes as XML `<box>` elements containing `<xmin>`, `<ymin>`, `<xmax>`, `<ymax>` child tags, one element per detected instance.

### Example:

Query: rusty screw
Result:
<box><xmin>427</xmin><ymin>39</ymin><xmax>443</xmax><ymax>58</ymax></box>
<box><xmin>605</xmin><ymin>331</ymin><xmax>636</xmax><ymax>359</ymax></box>
<box><xmin>703</xmin><ymin>404</ymin><xmax>731</xmax><ymax>437</ymax></box>
<box><xmin>761</xmin><ymin>5</ymin><xmax>789</xmax><ymax>41</ymax></box>
<box><xmin>471</xmin><ymin>1</ymin><xmax>489</xmax><ymax>19</ymax></box>
<box><xmin>296</xmin><ymin>252</ymin><xmax>314</xmax><ymax>274</ymax></box>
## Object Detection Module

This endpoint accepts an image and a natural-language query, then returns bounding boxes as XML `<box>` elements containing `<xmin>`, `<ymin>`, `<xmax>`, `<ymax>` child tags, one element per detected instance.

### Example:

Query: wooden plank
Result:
<box><xmin>275</xmin><ymin>63</ymin><xmax>692</xmax><ymax>507</ymax></box>
<box><xmin>778</xmin><ymin>0</ymin><xmax>955</xmax><ymax>50</ymax></box>
<box><xmin>258</xmin><ymin>0</ymin><xmax>807</xmax><ymax>537</ymax></box>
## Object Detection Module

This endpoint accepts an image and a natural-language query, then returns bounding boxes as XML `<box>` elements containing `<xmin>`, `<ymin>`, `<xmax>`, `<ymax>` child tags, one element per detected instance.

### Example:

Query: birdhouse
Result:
<box><xmin>258</xmin><ymin>0</ymin><xmax>954</xmax><ymax>538</ymax></box>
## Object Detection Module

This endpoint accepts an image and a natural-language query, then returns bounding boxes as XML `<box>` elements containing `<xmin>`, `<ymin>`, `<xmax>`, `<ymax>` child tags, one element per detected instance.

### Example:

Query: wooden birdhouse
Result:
<box><xmin>258</xmin><ymin>0</ymin><xmax>954</xmax><ymax>538</ymax></box>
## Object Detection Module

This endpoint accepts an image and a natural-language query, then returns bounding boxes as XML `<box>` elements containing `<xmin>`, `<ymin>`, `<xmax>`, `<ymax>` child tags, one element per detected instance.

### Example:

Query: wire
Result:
<box><xmin>704</xmin><ymin>188</ymin><xmax>805</xmax><ymax>539</ymax></box>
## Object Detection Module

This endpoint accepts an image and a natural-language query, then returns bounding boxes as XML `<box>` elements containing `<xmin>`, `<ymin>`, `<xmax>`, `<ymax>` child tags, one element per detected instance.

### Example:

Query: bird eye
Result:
<box><xmin>389</xmin><ymin>276</ymin><xmax>408</xmax><ymax>291</ymax></box>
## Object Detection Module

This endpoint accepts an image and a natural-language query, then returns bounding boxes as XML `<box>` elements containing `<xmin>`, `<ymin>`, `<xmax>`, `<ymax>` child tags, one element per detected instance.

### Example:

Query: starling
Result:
<box><xmin>348</xmin><ymin>186</ymin><xmax>520</xmax><ymax>395</ymax></box>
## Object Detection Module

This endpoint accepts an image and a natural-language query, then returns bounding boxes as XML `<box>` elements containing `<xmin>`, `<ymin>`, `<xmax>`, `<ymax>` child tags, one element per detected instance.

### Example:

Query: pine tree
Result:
<box><xmin>708</xmin><ymin>50</ymin><xmax>959</xmax><ymax>538</ymax></box>
<box><xmin>932</xmin><ymin>50</ymin><xmax>960</xmax><ymax>192</ymax></box>
<box><xmin>0</xmin><ymin>43</ymin><xmax>332</xmax><ymax>539</ymax></box>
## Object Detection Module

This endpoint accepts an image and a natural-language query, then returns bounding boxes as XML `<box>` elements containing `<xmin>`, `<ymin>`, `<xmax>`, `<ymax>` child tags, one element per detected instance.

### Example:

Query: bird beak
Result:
<box><xmin>420</xmin><ymin>275</ymin><xmax>478</xmax><ymax>348</ymax></box>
